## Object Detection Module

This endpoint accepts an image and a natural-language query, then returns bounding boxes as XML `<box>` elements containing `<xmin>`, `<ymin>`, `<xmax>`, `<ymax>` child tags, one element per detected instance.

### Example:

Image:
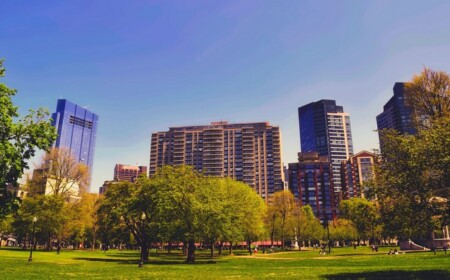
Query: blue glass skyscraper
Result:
<box><xmin>51</xmin><ymin>99</ymin><xmax>98</xmax><ymax>190</ymax></box>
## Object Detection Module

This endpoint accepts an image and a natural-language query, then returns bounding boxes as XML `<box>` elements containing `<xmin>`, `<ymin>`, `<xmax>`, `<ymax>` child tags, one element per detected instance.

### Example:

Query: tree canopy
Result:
<box><xmin>97</xmin><ymin>166</ymin><xmax>266</xmax><ymax>263</ymax></box>
<box><xmin>406</xmin><ymin>67</ymin><xmax>450</xmax><ymax>123</ymax></box>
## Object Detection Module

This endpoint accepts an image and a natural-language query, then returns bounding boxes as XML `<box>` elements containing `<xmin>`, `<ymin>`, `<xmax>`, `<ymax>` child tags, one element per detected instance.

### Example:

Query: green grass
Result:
<box><xmin>0</xmin><ymin>246</ymin><xmax>449</xmax><ymax>279</ymax></box>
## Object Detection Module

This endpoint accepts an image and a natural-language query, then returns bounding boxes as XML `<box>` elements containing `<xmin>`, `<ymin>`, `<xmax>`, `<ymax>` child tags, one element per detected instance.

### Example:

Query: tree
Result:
<box><xmin>97</xmin><ymin>180</ymin><xmax>152</xmax><ymax>261</ymax></box>
<box><xmin>65</xmin><ymin>193</ymin><xmax>100</xmax><ymax>249</ymax></box>
<box><xmin>13</xmin><ymin>195</ymin><xmax>67</xmax><ymax>250</ymax></box>
<box><xmin>196</xmin><ymin>178</ymin><xmax>231</xmax><ymax>259</ymax></box>
<box><xmin>373</xmin><ymin>117</ymin><xmax>450</xmax><ymax>242</ymax></box>
<box><xmin>328</xmin><ymin>219</ymin><xmax>358</xmax><ymax>245</ymax></box>
<box><xmin>30</xmin><ymin>147</ymin><xmax>89</xmax><ymax>197</ymax></box>
<box><xmin>227</xmin><ymin>180</ymin><xmax>266</xmax><ymax>256</ymax></box>
<box><xmin>220</xmin><ymin>178</ymin><xmax>265</xmax><ymax>256</ymax></box>
<box><xmin>339</xmin><ymin>198</ymin><xmax>378</xmax><ymax>244</ymax></box>
<box><xmin>294</xmin><ymin>204</ymin><xmax>324</xmax><ymax>247</ymax></box>
<box><xmin>269</xmin><ymin>191</ymin><xmax>295</xmax><ymax>249</ymax></box>
<box><xmin>406</xmin><ymin>67</ymin><xmax>450</xmax><ymax>125</ymax></box>
<box><xmin>0</xmin><ymin>59</ymin><xmax>56</xmax><ymax>219</ymax></box>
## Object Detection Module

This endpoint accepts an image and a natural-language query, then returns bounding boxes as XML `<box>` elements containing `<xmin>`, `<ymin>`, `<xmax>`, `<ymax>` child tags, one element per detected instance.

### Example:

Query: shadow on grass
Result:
<box><xmin>73</xmin><ymin>256</ymin><xmax>221</xmax><ymax>266</ymax></box>
<box><xmin>73</xmin><ymin>257</ymin><xmax>138</xmax><ymax>264</ymax></box>
<box><xmin>323</xmin><ymin>270</ymin><xmax>450</xmax><ymax>280</ymax></box>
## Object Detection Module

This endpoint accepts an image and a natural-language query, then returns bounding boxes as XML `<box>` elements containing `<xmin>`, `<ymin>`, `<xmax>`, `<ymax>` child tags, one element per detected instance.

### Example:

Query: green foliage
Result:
<box><xmin>266</xmin><ymin>191</ymin><xmax>295</xmax><ymax>248</ymax></box>
<box><xmin>328</xmin><ymin>219</ymin><xmax>358</xmax><ymax>242</ymax></box>
<box><xmin>267</xmin><ymin>192</ymin><xmax>325</xmax><ymax>248</ymax></box>
<box><xmin>297</xmin><ymin>205</ymin><xmax>324</xmax><ymax>243</ymax></box>
<box><xmin>97</xmin><ymin>165</ymin><xmax>266</xmax><ymax>263</ymax></box>
<box><xmin>374</xmin><ymin>118</ymin><xmax>450</xmax><ymax>241</ymax></box>
<box><xmin>0</xmin><ymin>59</ymin><xmax>56</xmax><ymax>219</ymax></box>
<box><xmin>12</xmin><ymin>195</ymin><xmax>66</xmax><ymax>248</ymax></box>
<box><xmin>339</xmin><ymin>198</ymin><xmax>379</xmax><ymax>242</ymax></box>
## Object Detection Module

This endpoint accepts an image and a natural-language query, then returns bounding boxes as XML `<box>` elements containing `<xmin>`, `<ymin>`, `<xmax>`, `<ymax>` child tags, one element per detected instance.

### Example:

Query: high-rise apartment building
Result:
<box><xmin>149</xmin><ymin>121</ymin><xmax>284</xmax><ymax>202</ymax></box>
<box><xmin>288</xmin><ymin>152</ymin><xmax>336</xmax><ymax>222</ymax></box>
<box><xmin>114</xmin><ymin>164</ymin><xmax>148</xmax><ymax>182</ymax></box>
<box><xmin>340</xmin><ymin>150</ymin><xmax>378</xmax><ymax>200</ymax></box>
<box><xmin>52</xmin><ymin>99</ymin><xmax>98</xmax><ymax>190</ymax></box>
<box><xmin>298</xmin><ymin>100</ymin><xmax>354</xmax><ymax>192</ymax></box>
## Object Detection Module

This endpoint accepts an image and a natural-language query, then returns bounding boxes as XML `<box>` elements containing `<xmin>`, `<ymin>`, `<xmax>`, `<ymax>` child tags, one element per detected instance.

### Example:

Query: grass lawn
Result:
<box><xmin>0</xmin><ymin>246</ymin><xmax>449</xmax><ymax>279</ymax></box>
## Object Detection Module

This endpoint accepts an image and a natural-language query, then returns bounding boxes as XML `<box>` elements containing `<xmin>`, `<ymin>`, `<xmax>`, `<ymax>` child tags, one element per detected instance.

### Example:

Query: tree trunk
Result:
<box><xmin>92</xmin><ymin>230</ymin><xmax>96</xmax><ymax>251</ymax></box>
<box><xmin>183</xmin><ymin>241</ymin><xmax>188</xmax><ymax>256</ymax></box>
<box><xmin>168</xmin><ymin>241</ymin><xmax>172</xmax><ymax>254</ymax></box>
<box><xmin>186</xmin><ymin>240</ymin><xmax>196</xmax><ymax>263</ymax></box>
<box><xmin>46</xmin><ymin>234</ymin><xmax>51</xmax><ymax>251</ymax></box>
<box><xmin>210</xmin><ymin>241</ymin><xmax>214</xmax><ymax>259</ymax></box>
<box><xmin>247</xmin><ymin>239</ymin><xmax>252</xmax><ymax>256</ymax></box>
<box><xmin>141</xmin><ymin>243</ymin><xmax>149</xmax><ymax>261</ymax></box>
<box><xmin>229</xmin><ymin>241</ymin><xmax>233</xmax><ymax>255</ymax></box>
<box><xmin>218</xmin><ymin>241</ymin><xmax>223</xmax><ymax>255</ymax></box>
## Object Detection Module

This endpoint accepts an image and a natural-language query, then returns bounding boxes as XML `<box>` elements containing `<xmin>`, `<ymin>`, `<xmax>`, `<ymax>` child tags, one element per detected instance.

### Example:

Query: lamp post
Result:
<box><xmin>139</xmin><ymin>212</ymin><xmax>146</xmax><ymax>267</ymax></box>
<box><xmin>28</xmin><ymin>216</ymin><xmax>37</xmax><ymax>262</ymax></box>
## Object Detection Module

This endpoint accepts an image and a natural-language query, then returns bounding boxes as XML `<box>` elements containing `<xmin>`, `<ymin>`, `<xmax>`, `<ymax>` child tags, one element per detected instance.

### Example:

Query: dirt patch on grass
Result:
<box><xmin>313</xmin><ymin>256</ymin><xmax>344</xmax><ymax>260</ymax></box>
<box><xmin>234</xmin><ymin>255</ymin><xmax>296</xmax><ymax>260</ymax></box>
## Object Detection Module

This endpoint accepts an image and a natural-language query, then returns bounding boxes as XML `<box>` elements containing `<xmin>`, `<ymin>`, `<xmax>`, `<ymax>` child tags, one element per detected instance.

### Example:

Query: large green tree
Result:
<box><xmin>97</xmin><ymin>180</ymin><xmax>153</xmax><ymax>261</ymax></box>
<box><xmin>290</xmin><ymin>204</ymin><xmax>324</xmax><ymax>248</ymax></box>
<box><xmin>267</xmin><ymin>191</ymin><xmax>295</xmax><ymax>249</ymax></box>
<box><xmin>374</xmin><ymin>118</ymin><xmax>450</xmax><ymax>241</ymax></box>
<box><xmin>0</xmin><ymin>59</ymin><xmax>56</xmax><ymax>218</ymax></box>
<box><xmin>12</xmin><ymin>195</ymin><xmax>67</xmax><ymax>250</ymax></box>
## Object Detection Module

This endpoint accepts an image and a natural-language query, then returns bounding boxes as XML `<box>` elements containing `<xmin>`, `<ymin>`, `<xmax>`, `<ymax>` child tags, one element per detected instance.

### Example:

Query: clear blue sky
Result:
<box><xmin>2</xmin><ymin>1</ymin><xmax>450</xmax><ymax>192</ymax></box>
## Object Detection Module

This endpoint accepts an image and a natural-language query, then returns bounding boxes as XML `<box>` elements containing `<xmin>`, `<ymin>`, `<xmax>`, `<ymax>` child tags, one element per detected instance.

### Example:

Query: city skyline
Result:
<box><xmin>2</xmin><ymin>1</ymin><xmax>450</xmax><ymax>190</ymax></box>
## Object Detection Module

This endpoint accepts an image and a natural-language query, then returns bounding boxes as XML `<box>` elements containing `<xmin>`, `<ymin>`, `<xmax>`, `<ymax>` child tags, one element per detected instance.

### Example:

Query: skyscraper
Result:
<box><xmin>298</xmin><ymin>99</ymin><xmax>354</xmax><ymax>192</ymax></box>
<box><xmin>149</xmin><ymin>121</ymin><xmax>284</xmax><ymax>202</ymax></box>
<box><xmin>376</xmin><ymin>83</ymin><xmax>418</xmax><ymax>151</ymax></box>
<box><xmin>51</xmin><ymin>99</ymin><xmax>98</xmax><ymax>190</ymax></box>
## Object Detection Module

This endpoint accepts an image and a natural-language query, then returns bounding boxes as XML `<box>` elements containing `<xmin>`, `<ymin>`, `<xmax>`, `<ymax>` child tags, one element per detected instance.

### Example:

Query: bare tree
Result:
<box><xmin>32</xmin><ymin>147</ymin><xmax>89</xmax><ymax>197</ymax></box>
<box><xmin>406</xmin><ymin>67</ymin><xmax>450</xmax><ymax>127</ymax></box>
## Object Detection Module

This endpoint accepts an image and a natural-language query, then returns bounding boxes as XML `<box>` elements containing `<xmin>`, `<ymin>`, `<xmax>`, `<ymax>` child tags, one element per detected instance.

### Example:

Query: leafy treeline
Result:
<box><xmin>97</xmin><ymin>165</ymin><xmax>266</xmax><ymax>263</ymax></box>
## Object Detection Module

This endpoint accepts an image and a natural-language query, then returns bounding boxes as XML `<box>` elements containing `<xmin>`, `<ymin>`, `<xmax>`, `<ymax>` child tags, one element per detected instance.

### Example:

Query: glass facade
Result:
<box><xmin>376</xmin><ymin>83</ymin><xmax>418</xmax><ymax>151</ymax></box>
<box><xmin>52</xmin><ymin>99</ymin><xmax>98</xmax><ymax>190</ymax></box>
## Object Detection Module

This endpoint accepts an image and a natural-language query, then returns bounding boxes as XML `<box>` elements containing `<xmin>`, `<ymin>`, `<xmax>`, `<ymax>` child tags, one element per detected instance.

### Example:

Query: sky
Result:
<box><xmin>2</xmin><ymin>0</ymin><xmax>450</xmax><ymax>192</ymax></box>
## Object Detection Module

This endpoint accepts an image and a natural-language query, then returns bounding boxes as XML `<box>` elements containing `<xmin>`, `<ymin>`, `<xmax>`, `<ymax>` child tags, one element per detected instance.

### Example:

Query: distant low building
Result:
<box><xmin>114</xmin><ymin>164</ymin><xmax>147</xmax><ymax>182</ymax></box>
<box><xmin>29</xmin><ymin>168</ymin><xmax>81</xmax><ymax>202</ymax></box>
<box><xmin>340</xmin><ymin>150</ymin><xmax>379</xmax><ymax>199</ymax></box>
<box><xmin>99</xmin><ymin>179</ymin><xmax>119</xmax><ymax>195</ymax></box>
